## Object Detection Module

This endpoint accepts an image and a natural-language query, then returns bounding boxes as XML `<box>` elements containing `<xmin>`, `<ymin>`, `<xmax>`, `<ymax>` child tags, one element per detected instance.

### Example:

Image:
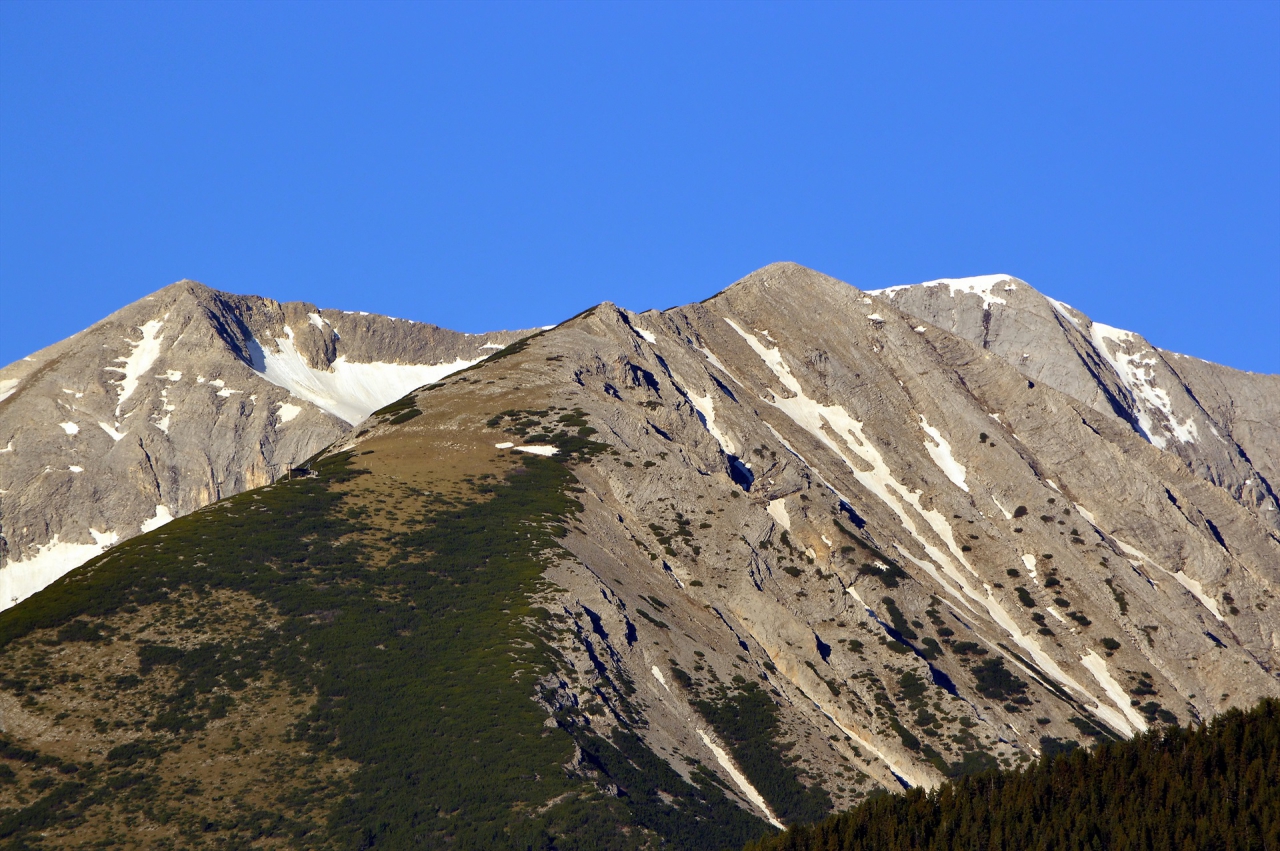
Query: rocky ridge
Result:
<box><xmin>319</xmin><ymin>262</ymin><xmax>1280</xmax><ymax>818</ymax></box>
<box><xmin>0</xmin><ymin>280</ymin><xmax>528</xmax><ymax>610</ymax></box>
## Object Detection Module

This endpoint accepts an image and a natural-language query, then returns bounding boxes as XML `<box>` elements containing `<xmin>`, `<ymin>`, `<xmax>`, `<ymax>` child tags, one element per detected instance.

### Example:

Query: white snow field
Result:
<box><xmin>1</xmin><ymin>530</ymin><xmax>120</xmax><ymax>612</ymax></box>
<box><xmin>919</xmin><ymin>416</ymin><xmax>969</xmax><ymax>492</ymax></box>
<box><xmin>250</xmin><ymin>326</ymin><xmax>481</xmax><ymax>425</ymax></box>
<box><xmin>139</xmin><ymin>504</ymin><xmax>174</xmax><ymax>533</ymax></box>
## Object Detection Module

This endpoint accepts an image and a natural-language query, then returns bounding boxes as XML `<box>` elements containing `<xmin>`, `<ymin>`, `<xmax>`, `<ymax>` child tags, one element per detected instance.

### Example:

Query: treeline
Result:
<box><xmin>744</xmin><ymin>698</ymin><xmax>1279</xmax><ymax>851</ymax></box>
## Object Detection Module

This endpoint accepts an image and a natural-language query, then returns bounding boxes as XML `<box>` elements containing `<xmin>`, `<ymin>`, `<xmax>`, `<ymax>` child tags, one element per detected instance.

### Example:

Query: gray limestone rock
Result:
<box><xmin>354</xmin><ymin>261</ymin><xmax>1278</xmax><ymax>808</ymax></box>
<box><xmin>871</xmin><ymin>275</ymin><xmax>1280</xmax><ymax>527</ymax></box>
<box><xmin>0</xmin><ymin>279</ymin><xmax>529</xmax><ymax>609</ymax></box>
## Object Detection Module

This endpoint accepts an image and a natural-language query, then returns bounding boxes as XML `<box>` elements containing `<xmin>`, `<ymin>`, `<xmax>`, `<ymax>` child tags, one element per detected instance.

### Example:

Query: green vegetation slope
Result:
<box><xmin>0</xmin><ymin>409</ymin><xmax>771</xmax><ymax>849</ymax></box>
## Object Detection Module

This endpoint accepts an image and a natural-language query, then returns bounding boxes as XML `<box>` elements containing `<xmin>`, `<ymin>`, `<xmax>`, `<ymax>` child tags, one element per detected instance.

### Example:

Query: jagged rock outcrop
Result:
<box><xmin>0</xmin><ymin>280</ymin><xmax>528</xmax><ymax>609</ymax></box>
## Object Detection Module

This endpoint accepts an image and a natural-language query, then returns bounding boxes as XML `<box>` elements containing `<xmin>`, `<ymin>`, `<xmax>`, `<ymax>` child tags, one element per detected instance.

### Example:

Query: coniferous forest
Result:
<box><xmin>742</xmin><ymin>698</ymin><xmax>1279</xmax><ymax>851</ymax></box>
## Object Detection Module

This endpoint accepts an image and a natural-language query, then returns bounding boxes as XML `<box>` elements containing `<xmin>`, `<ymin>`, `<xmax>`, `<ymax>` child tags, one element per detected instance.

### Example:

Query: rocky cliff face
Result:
<box><xmin>870</xmin><ymin>275</ymin><xmax>1280</xmax><ymax>525</ymax></box>
<box><xmin>0</xmin><ymin>280</ymin><xmax>528</xmax><ymax>610</ymax></box>
<box><xmin>0</xmin><ymin>264</ymin><xmax>1275</xmax><ymax>845</ymax></box>
<box><xmin>328</xmin><ymin>262</ymin><xmax>1280</xmax><ymax>817</ymax></box>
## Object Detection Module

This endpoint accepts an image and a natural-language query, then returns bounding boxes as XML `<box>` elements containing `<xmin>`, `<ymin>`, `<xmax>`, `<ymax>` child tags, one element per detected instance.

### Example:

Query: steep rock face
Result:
<box><xmin>330</xmin><ymin>261</ymin><xmax>1279</xmax><ymax>815</ymax></box>
<box><xmin>0</xmin><ymin>280</ymin><xmax>527</xmax><ymax>609</ymax></box>
<box><xmin>869</xmin><ymin>275</ymin><xmax>1280</xmax><ymax>526</ymax></box>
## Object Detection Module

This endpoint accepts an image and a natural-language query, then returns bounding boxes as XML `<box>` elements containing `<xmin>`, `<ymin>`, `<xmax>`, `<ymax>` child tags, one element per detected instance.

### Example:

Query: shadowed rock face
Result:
<box><xmin>1</xmin><ymin>263</ymin><xmax>1276</xmax><ymax>840</ymax></box>
<box><xmin>0</xmin><ymin>280</ymin><xmax>529</xmax><ymax>609</ymax></box>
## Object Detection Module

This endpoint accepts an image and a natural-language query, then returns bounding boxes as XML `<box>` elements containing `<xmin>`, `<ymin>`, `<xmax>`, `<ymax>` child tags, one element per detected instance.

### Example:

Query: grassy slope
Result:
<box><xmin>0</xmin><ymin>412</ymin><xmax>769</xmax><ymax>848</ymax></box>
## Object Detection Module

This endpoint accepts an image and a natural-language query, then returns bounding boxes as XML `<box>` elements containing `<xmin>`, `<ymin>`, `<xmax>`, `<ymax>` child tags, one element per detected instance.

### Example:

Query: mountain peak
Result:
<box><xmin>0</xmin><ymin>284</ymin><xmax>533</xmax><ymax>610</ymax></box>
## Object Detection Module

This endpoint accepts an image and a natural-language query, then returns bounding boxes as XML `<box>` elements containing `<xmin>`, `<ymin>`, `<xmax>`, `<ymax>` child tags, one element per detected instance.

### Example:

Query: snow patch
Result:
<box><xmin>1047</xmin><ymin>298</ymin><xmax>1084</xmax><ymax>331</ymax></box>
<box><xmin>1113</xmin><ymin>539</ymin><xmax>1224</xmax><ymax>621</ymax></box>
<box><xmin>250</xmin><ymin>326</ymin><xmax>480</xmax><ymax>425</ymax></box>
<box><xmin>104</xmin><ymin>319</ymin><xmax>165</xmax><ymax>416</ymax></box>
<box><xmin>1170</xmin><ymin>571</ymin><xmax>1224</xmax><ymax>622</ymax></box>
<box><xmin>140</xmin><ymin>505</ymin><xmax>174</xmax><ymax>533</ymax></box>
<box><xmin>154</xmin><ymin>388</ymin><xmax>175</xmax><ymax>433</ymax></box>
<box><xmin>697</xmin><ymin>729</ymin><xmax>784</xmax><ymax>828</ymax></box>
<box><xmin>68</xmin><ymin>466</ymin><xmax>83</xmax><ymax>473</ymax></box>
<box><xmin>1090</xmin><ymin>322</ymin><xmax>1197</xmax><ymax>448</ymax></box>
<box><xmin>308</xmin><ymin>312</ymin><xmax>326</xmax><ymax>329</ymax></box>
<box><xmin>494</xmin><ymin>442</ymin><xmax>515</xmax><ymax>449</ymax></box>
<box><xmin>514</xmin><ymin>445</ymin><xmax>558</xmax><ymax>456</ymax></box>
<box><xmin>138</xmin><ymin>504</ymin><xmax>172</xmax><ymax>532</ymax></box>
<box><xmin>1081</xmin><ymin>651</ymin><xmax>1148</xmax><ymax>732</ymax></box>
<box><xmin>846</xmin><ymin>584</ymin><xmax>871</xmax><ymax>611</ymax></box>
<box><xmin>635</xmin><ymin>327</ymin><xmax>657</xmax><ymax>344</ymax></box>
<box><xmin>651</xmin><ymin>665</ymin><xmax>670</xmax><ymax>691</ymax></box>
<box><xmin>766</xmin><ymin>499</ymin><xmax>791</xmax><ymax>531</ymax></box>
<box><xmin>1</xmin><ymin>530</ymin><xmax>120</xmax><ymax>612</ymax></box>
<box><xmin>687</xmin><ymin>390</ymin><xmax>737</xmax><ymax>456</ymax></box>
<box><xmin>59</xmin><ymin>422</ymin><xmax>79</xmax><ymax>435</ymax></box>
<box><xmin>479</xmin><ymin>343</ymin><xmax>504</xmax><ymax>351</ymax></box>
<box><xmin>0</xmin><ymin>378</ymin><xmax>20</xmax><ymax>403</ymax></box>
<box><xmin>871</xmin><ymin>274</ymin><xmax>1015</xmax><ymax>310</ymax></box>
<box><xmin>992</xmin><ymin>496</ymin><xmax>1013</xmax><ymax>520</ymax></box>
<box><xmin>0</xmin><ymin>441</ymin><xmax>12</xmax><ymax>453</ymax></box>
<box><xmin>919</xmin><ymin>416</ymin><xmax>968</xmax><ymax>492</ymax></box>
<box><xmin>162</xmin><ymin>369</ymin><xmax>182</xmax><ymax>381</ymax></box>
<box><xmin>1021</xmin><ymin>554</ymin><xmax>1038</xmax><ymax>579</ymax></box>
<box><xmin>696</xmin><ymin>345</ymin><xmax>735</xmax><ymax>378</ymax></box>
<box><xmin>98</xmin><ymin>422</ymin><xmax>126</xmax><ymax>442</ymax></box>
<box><xmin>276</xmin><ymin>402</ymin><xmax>302</xmax><ymax>424</ymax></box>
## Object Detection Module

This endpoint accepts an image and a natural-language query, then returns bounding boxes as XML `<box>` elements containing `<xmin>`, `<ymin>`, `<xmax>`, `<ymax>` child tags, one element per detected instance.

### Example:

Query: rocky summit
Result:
<box><xmin>0</xmin><ymin>280</ymin><xmax>529</xmax><ymax>610</ymax></box>
<box><xmin>0</xmin><ymin>263</ymin><xmax>1276</xmax><ymax>848</ymax></box>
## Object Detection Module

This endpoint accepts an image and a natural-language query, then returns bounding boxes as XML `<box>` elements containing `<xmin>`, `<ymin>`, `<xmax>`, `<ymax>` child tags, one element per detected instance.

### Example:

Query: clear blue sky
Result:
<box><xmin>2</xmin><ymin>1</ymin><xmax>1277</xmax><ymax>372</ymax></box>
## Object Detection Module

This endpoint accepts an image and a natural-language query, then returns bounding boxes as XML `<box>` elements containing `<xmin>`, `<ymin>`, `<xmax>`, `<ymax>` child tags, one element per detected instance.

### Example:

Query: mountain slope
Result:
<box><xmin>0</xmin><ymin>263</ymin><xmax>1275</xmax><ymax>848</ymax></box>
<box><xmin>0</xmin><ymin>280</ymin><xmax>528</xmax><ymax>611</ymax></box>
<box><xmin>869</xmin><ymin>274</ymin><xmax>1280</xmax><ymax>525</ymax></box>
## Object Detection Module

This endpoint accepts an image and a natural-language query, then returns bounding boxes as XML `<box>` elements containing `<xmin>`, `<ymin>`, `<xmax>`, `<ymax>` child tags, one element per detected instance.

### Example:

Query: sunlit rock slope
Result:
<box><xmin>0</xmin><ymin>280</ymin><xmax>528</xmax><ymax>610</ymax></box>
<box><xmin>0</xmin><ymin>263</ymin><xmax>1276</xmax><ymax>848</ymax></box>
